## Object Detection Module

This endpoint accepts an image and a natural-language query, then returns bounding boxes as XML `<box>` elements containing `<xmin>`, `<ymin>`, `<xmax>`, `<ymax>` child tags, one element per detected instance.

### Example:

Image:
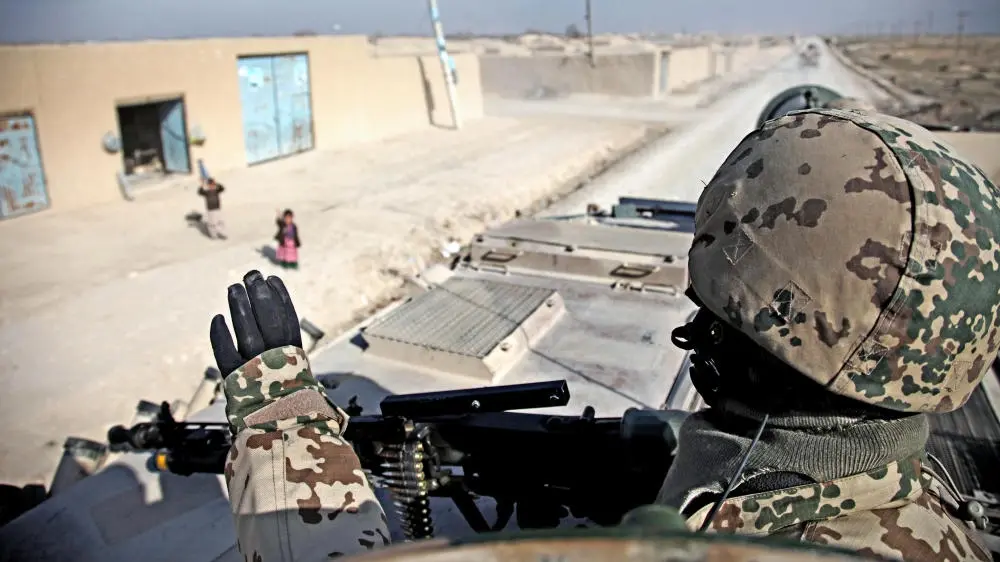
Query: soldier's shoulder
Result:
<box><xmin>803</xmin><ymin>488</ymin><xmax>990</xmax><ymax>562</ymax></box>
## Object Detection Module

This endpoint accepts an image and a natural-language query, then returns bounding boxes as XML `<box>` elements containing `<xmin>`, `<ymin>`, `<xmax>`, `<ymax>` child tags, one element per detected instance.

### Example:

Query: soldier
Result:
<box><xmin>210</xmin><ymin>108</ymin><xmax>997</xmax><ymax>561</ymax></box>
<box><xmin>657</xmin><ymin>107</ymin><xmax>995</xmax><ymax>561</ymax></box>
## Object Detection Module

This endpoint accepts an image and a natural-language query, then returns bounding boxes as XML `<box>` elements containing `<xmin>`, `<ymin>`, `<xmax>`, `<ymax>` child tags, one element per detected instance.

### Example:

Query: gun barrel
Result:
<box><xmin>379</xmin><ymin>380</ymin><xmax>570</xmax><ymax>417</ymax></box>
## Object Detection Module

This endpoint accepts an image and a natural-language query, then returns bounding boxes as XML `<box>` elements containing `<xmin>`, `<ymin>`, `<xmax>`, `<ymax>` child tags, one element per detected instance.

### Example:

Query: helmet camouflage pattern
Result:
<box><xmin>824</xmin><ymin>97</ymin><xmax>877</xmax><ymax>112</ymax></box>
<box><xmin>689</xmin><ymin>108</ymin><xmax>1000</xmax><ymax>413</ymax></box>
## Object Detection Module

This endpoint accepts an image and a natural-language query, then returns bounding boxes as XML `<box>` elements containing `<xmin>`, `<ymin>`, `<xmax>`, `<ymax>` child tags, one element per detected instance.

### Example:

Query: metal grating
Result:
<box><xmin>927</xmin><ymin>382</ymin><xmax>1000</xmax><ymax>499</ymax></box>
<box><xmin>364</xmin><ymin>278</ymin><xmax>556</xmax><ymax>359</ymax></box>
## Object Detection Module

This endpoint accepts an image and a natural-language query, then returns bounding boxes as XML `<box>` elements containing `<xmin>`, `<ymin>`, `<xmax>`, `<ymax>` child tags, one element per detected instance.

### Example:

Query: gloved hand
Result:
<box><xmin>210</xmin><ymin>270</ymin><xmax>303</xmax><ymax>375</ymax></box>
<box><xmin>210</xmin><ymin>270</ymin><xmax>340</xmax><ymax>434</ymax></box>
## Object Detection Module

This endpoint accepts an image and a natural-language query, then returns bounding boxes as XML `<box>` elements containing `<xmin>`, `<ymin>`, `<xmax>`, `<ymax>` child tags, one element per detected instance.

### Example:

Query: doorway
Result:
<box><xmin>116</xmin><ymin>98</ymin><xmax>191</xmax><ymax>180</ymax></box>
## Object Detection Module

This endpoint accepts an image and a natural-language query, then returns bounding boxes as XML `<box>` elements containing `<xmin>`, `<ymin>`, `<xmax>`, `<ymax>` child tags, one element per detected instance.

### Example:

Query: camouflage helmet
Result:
<box><xmin>825</xmin><ymin>97</ymin><xmax>877</xmax><ymax>112</ymax></box>
<box><xmin>689</xmin><ymin>108</ymin><xmax>1000</xmax><ymax>413</ymax></box>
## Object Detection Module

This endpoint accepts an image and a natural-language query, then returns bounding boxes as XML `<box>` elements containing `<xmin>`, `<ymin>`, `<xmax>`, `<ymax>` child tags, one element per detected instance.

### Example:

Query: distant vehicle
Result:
<box><xmin>799</xmin><ymin>42</ymin><xmax>820</xmax><ymax>67</ymax></box>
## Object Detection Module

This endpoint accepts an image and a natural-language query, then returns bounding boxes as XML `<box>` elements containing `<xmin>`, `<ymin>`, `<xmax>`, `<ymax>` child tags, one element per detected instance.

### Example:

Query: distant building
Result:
<box><xmin>0</xmin><ymin>35</ymin><xmax>482</xmax><ymax>219</ymax></box>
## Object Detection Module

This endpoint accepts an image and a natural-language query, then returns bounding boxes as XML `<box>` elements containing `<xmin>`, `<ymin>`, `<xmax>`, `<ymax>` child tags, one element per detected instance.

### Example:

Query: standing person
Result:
<box><xmin>197</xmin><ymin>178</ymin><xmax>226</xmax><ymax>240</ymax></box>
<box><xmin>274</xmin><ymin>209</ymin><xmax>301</xmax><ymax>269</ymax></box>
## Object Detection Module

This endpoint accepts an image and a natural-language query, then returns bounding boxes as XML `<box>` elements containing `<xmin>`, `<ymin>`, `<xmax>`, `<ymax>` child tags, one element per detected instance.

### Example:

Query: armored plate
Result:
<box><xmin>308</xmin><ymin>211</ymin><xmax>698</xmax><ymax>419</ymax></box>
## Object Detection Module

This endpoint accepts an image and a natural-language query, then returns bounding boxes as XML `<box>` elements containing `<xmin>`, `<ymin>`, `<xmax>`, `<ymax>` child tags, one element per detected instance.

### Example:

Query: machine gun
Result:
<box><xmin>107</xmin><ymin>380</ymin><xmax>681</xmax><ymax>539</ymax></box>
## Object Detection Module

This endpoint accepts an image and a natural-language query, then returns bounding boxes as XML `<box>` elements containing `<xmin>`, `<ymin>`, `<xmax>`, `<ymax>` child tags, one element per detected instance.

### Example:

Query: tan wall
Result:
<box><xmin>730</xmin><ymin>45</ymin><xmax>762</xmax><ymax>70</ymax></box>
<box><xmin>711</xmin><ymin>50</ymin><xmax>732</xmax><ymax>77</ymax></box>
<box><xmin>0</xmin><ymin>36</ymin><xmax>483</xmax><ymax>213</ymax></box>
<box><xmin>661</xmin><ymin>46</ymin><xmax>714</xmax><ymax>93</ymax></box>
<box><xmin>762</xmin><ymin>45</ymin><xmax>792</xmax><ymax>61</ymax></box>
<box><xmin>479</xmin><ymin>53</ymin><xmax>658</xmax><ymax>99</ymax></box>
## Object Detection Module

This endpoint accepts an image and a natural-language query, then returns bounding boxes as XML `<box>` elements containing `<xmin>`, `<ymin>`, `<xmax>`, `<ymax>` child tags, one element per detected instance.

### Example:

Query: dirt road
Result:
<box><xmin>542</xmin><ymin>39</ymin><xmax>896</xmax><ymax>215</ymax></box>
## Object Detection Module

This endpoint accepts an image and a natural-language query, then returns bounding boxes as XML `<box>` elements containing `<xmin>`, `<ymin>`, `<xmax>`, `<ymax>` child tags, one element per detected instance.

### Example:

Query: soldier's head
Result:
<box><xmin>824</xmin><ymin>97</ymin><xmax>878</xmax><ymax>113</ymax></box>
<box><xmin>682</xmin><ymin>109</ymin><xmax>1000</xmax><ymax>415</ymax></box>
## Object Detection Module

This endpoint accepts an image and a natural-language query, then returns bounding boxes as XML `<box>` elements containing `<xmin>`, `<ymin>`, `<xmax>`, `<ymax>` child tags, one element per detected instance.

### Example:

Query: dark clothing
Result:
<box><xmin>274</xmin><ymin>220</ymin><xmax>301</xmax><ymax>247</ymax></box>
<box><xmin>198</xmin><ymin>185</ymin><xmax>225</xmax><ymax>211</ymax></box>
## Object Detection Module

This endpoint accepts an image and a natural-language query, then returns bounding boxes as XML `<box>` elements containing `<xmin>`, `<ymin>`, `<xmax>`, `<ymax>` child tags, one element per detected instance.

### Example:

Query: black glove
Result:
<box><xmin>210</xmin><ymin>270</ymin><xmax>303</xmax><ymax>377</ymax></box>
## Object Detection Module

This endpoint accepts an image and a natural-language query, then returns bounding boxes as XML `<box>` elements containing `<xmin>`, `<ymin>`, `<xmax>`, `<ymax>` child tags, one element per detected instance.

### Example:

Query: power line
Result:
<box><xmin>956</xmin><ymin>10</ymin><xmax>969</xmax><ymax>53</ymax></box>
<box><xmin>584</xmin><ymin>0</ymin><xmax>595</xmax><ymax>67</ymax></box>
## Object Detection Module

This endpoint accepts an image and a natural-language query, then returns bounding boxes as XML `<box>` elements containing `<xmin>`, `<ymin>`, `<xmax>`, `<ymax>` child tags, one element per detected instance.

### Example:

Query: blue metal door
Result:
<box><xmin>0</xmin><ymin>115</ymin><xmax>49</xmax><ymax>219</ymax></box>
<box><xmin>273</xmin><ymin>54</ymin><xmax>314</xmax><ymax>156</ymax></box>
<box><xmin>238</xmin><ymin>56</ymin><xmax>281</xmax><ymax>165</ymax></box>
<box><xmin>158</xmin><ymin>99</ymin><xmax>191</xmax><ymax>173</ymax></box>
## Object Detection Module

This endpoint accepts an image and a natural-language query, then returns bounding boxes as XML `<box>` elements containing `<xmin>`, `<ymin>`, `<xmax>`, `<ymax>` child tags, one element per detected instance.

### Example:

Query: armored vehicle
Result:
<box><xmin>799</xmin><ymin>42</ymin><xmax>820</xmax><ymax>67</ymax></box>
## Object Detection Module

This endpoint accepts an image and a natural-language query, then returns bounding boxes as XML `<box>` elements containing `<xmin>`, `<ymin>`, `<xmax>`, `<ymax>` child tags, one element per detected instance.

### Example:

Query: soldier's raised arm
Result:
<box><xmin>210</xmin><ymin>271</ymin><xmax>390</xmax><ymax>561</ymax></box>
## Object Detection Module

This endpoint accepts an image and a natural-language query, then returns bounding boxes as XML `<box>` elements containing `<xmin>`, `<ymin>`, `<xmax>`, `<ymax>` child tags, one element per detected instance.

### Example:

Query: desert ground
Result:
<box><xmin>838</xmin><ymin>35</ymin><xmax>1000</xmax><ymax>129</ymax></box>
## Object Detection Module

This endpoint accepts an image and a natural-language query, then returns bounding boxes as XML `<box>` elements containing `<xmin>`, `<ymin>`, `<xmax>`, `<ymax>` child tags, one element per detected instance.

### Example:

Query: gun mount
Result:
<box><xmin>106</xmin><ymin>380</ymin><xmax>681</xmax><ymax>541</ymax></box>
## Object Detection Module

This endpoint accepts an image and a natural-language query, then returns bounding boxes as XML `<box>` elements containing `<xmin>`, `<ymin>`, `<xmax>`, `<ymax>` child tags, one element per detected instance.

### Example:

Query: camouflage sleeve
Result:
<box><xmin>222</xmin><ymin>346</ymin><xmax>390</xmax><ymax>561</ymax></box>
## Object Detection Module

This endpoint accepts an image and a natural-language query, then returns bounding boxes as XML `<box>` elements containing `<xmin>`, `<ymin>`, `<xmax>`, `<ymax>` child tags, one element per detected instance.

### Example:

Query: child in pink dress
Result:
<box><xmin>275</xmin><ymin>209</ymin><xmax>301</xmax><ymax>269</ymax></box>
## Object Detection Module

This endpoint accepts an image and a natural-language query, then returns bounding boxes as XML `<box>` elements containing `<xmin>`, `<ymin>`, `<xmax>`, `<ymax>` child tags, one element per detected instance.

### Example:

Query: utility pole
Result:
<box><xmin>956</xmin><ymin>10</ymin><xmax>968</xmax><ymax>53</ymax></box>
<box><xmin>427</xmin><ymin>0</ymin><xmax>461</xmax><ymax>129</ymax></box>
<box><xmin>927</xmin><ymin>10</ymin><xmax>934</xmax><ymax>35</ymax></box>
<box><xmin>913</xmin><ymin>20</ymin><xmax>921</xmax><ymax>44</ymax></box>
<box><xmin>585</xmin><ymin>0</ymin><xmax>595</xmax><ymax>67</ymax></box>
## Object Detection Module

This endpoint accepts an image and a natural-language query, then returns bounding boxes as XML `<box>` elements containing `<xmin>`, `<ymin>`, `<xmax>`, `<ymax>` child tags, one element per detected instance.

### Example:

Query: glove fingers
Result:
<box><xmin>244</xmin><ymin>270</ymin><xmax>287</xmax><ymax>349</ymax></box>
<box><xmin>210</xmin><ymin>314</ymin><xmax>244</xmax><ymax>376</ymax></box>
<box><xmin>228</xmin><ymin>283</ymin><xmax>266</xmax><ymax>358</ymax></box>
<box><xmin>267</xmin><ymin>275</ymin><xmax>303</xmax><ymax>349</ymax></box>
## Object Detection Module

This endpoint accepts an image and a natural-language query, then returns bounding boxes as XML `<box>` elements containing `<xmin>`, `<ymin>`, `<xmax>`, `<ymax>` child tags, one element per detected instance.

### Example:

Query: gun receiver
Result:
<box><xmin>378</xmin><ymin>380</ymin><xmax>569</xmax><ymax>417</ymax></box>
<box><xmin>107</xmin><ymin>380</ymin><xmax>679</xmax><ymax>539</ymax></box>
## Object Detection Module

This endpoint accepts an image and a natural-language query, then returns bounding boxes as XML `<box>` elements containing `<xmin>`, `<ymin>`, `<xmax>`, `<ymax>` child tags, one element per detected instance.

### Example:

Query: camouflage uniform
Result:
<box><xmin>662</xmin><ymin>108</ymin><xmax>997</xmax><ymax>561</ymax></box>
<box><xmin>223</xmin><ymin>346</ymin><xmax>389</xmax><ymax>561</ymax></box>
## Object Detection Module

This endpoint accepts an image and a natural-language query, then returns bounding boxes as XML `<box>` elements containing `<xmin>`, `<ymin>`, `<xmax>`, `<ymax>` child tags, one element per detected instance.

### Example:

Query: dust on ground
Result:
<box><xmin>0</xmin><ymin>115</ymin><xmax>660</xmax><ymax>487</ymax></box>
<box><xmin>838</xmin><ymin>35</ymin><xmax>1000</xmax><ymax>129</ymax></box>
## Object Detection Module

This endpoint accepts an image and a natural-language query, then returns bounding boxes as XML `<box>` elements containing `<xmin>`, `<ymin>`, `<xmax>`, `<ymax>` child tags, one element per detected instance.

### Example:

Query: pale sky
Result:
<box><xmin>1</xmin><ymin>0</ymin><xmax>998</xmax><ymax>44</ymax></box>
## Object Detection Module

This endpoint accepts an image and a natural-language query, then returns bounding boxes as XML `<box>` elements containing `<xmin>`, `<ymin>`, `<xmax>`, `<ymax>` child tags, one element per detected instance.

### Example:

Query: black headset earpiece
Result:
<box><xmin>671</xmin><ymin>305</ymin><xmax>729</xmax><ymax>408</ymax></box>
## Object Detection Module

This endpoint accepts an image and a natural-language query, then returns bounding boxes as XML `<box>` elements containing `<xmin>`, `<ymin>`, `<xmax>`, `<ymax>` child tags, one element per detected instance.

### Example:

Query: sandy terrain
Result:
<box><xmin>838</xmin><ymin>36</ymin><xmax>1000</xmax><ymax>129</ymax></box>
<box><xmin>0</xmin><ymin>116</ymin><xmax>659</xmax><ymax>487</ymax></box>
